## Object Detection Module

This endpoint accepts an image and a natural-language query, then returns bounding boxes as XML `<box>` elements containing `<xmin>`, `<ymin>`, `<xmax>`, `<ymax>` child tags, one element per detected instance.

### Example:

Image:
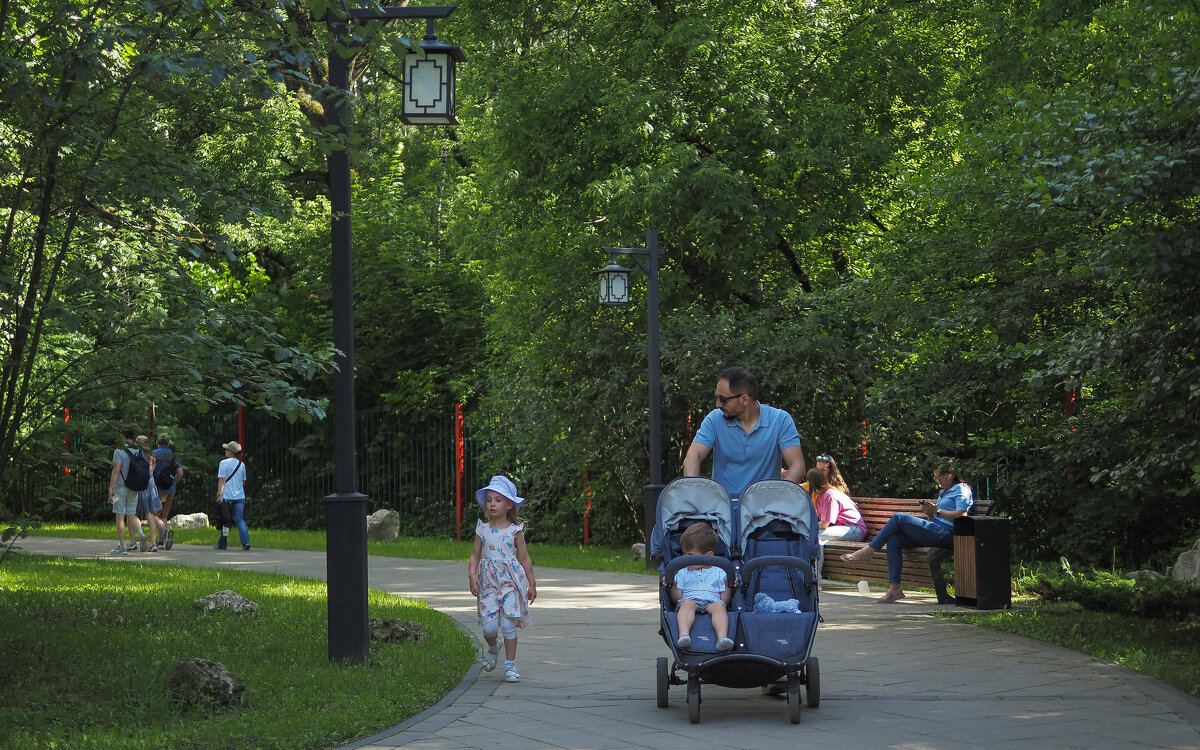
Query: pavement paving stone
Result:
<box><xmin>16</xmin><ymin>536</ymin><xmax>1200</xmax><ymax>750</ymax></box>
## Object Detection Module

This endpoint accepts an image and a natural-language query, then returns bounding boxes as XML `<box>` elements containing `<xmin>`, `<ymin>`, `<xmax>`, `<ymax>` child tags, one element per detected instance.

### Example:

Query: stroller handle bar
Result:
<box><xmin>662</xmin><ymin>555</ymin><xmax>737</xmax><ymax>585</ymax></box>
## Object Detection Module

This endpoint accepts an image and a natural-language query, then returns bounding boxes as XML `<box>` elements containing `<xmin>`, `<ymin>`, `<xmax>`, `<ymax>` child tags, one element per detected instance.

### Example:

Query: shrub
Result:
<box><xmin>1016</xmin><ymin>560</ymin><xmax>1200</xmax><ymax>620</ymax></box>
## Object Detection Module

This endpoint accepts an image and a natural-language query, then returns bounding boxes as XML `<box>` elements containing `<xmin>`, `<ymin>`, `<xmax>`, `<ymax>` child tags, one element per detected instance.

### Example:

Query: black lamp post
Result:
<box><xmin>323</xmin><ymin>3</ymin><xmax>463</xmax><ymax>665</ymax></box>
<box><xmin>595</xmin><ymin>229</ymin><xmax>664</xmax><ymax>569</ymax></box>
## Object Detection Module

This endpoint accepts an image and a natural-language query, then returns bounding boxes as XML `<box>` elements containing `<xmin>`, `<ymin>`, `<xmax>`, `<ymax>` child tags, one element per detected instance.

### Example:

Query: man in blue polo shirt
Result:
<box><xmin>683</xmin><ymin>366</ymin><xmax>806</xmax><ymax>498</ymax></box>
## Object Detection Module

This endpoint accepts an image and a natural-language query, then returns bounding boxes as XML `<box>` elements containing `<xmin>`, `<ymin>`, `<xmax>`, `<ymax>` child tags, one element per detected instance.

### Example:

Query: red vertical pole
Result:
<box><xmin>582</xmin><ymin>470</ymin><xmax>591</xmax><ymax>546</ymax></box>
<box><xmin>238</xmin><ymin>404</ymin><xmax>247</xmax><ymax>451</ymax></box>
<box><xmin>62</xmin><ymin>407</ymin><xmax>70</xmax><ymax>519</ymax></box>
<box><xmin>455</xmin><ymin>403</ymin><xmax>464</xmax><ymax>540</ymax></box>
<box><xmin>860</xmin><ymin>409</ymin><xmax>868</xmax><ymax>458</ymax></box>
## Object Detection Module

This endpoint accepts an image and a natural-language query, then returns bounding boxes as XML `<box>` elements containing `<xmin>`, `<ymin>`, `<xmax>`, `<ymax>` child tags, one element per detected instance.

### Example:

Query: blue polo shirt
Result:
<box><xmin>692</xmin><ymin>403</ymin><xmax>802</xmax><ymax>498</ymax></box>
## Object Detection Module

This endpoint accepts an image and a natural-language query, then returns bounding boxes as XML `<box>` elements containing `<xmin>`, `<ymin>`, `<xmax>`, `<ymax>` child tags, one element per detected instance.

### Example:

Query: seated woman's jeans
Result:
<box><xmin>869</xmin><ymin>514</ymin><xmax>953</xmax><ymax>584</ymax></box>
<box><xmin>819</xmin><ymin>525</ymin><xmax>866</xmax><ymax>542</ymax></box>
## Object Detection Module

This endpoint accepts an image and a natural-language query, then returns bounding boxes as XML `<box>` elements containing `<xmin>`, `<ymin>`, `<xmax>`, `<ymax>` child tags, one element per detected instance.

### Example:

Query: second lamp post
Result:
<box><xmin>595</xmin><ymin>229</ymin><xmax>664</xmax><ymax>569</ymax></box>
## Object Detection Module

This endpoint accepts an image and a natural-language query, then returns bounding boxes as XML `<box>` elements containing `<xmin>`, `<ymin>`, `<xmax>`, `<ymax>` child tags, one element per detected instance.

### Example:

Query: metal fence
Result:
<box><xmin>11</xmin><ymin>407</ymin><xmax>492</xmax><ymax>538</ymax></box>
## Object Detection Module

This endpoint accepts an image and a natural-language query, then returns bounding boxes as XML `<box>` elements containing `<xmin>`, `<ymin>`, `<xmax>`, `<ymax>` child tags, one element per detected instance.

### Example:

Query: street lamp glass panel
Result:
<box><xmin>595</xmin><ymin>263</ymin><xmax>631</xmax><ymax>305</ymax></box>
<box><xmin>402</xmin><ymin>50</ymin><xmax>458</xmax><ymax>125</ymax></box>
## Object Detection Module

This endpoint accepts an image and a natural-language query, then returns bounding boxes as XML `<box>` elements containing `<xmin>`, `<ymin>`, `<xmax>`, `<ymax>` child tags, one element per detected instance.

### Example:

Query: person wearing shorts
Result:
<box><xmin>108</xmin><ymin>425</ymin><xmax>148</xmax><ymax>554</ymax></box>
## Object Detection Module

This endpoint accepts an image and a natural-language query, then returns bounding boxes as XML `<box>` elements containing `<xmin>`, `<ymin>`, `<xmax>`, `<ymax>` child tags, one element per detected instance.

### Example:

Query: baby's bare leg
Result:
<box><xmin>705</xmin><ymin>602</ymin><xmax>729</xmax><ymax>639</ymax></box>
<box><xmin>676</xmin><ymin>599</ymin><xmax>697</xmax><ymax>636</ymax></box>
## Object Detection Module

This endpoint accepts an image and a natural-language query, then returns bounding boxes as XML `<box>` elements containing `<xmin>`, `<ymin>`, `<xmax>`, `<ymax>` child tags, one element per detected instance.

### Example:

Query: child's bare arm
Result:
<box><xmin>467</xmin><ymin>536</ymin><xmax>483</xmax><ymax>596</ymax></box>
<box><xmin>514</xmin><ymin>530</ymin><xmax>537</xmax><ymax>603</ymax></box>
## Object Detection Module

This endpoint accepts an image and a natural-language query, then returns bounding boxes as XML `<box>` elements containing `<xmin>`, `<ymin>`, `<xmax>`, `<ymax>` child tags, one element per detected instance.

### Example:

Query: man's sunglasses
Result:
<box><xmin>715</xmin><ymin>393</ymin><xmax>746</xmax><ymax>406</ymax></box>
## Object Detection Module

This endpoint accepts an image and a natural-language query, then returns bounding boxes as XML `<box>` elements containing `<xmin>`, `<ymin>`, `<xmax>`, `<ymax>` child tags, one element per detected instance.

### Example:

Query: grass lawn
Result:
<box><xmin>0</xmin><ymin>552</ymin><xmax>475</xmax><ymax>750</ymax></box>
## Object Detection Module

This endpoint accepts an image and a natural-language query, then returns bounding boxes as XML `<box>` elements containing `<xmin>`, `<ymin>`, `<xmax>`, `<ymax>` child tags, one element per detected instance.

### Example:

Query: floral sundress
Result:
<box><xmin>475</xmin><ymin>519</ymin><xmax>532</xmax><ymax>629</ymax></box>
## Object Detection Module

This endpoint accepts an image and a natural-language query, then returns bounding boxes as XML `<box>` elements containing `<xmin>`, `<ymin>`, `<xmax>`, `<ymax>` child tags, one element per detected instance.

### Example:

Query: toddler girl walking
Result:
<box><xmin>468</xmin><ymin>475</ymin><xmax>537</xmax><ymax>683</ymax></box>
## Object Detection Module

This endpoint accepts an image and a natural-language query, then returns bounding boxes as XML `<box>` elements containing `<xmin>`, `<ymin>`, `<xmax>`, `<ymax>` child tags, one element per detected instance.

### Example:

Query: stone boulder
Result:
<box><xmin>368</xmin><ymin>617</ymin><xmax>425</xmax><ymax>643</ymax></box>
<box><xmin>194</xmin><ymin>590</ymin><xmax>258</xmax><ymax>615</ymax></box>
<box><xmin>367</xmin><ymin>509</ymin><xmax>400</xmax><ymax>542</ymax></box>
<box><xmin>1172</xmin><ymin>538</ymin><xmax>1200</xmax><ymax>583</ymax></box>
<box><xmin>167</xmin><ymin>658</ymin><xmax>244</xmax><ymax>708</ymax></box>
<box><xmin>1126</xmin><ymin>569</ymin><xmax>1164</xmax><ymax>582</ymax></box>
<box><xmin>169</xmin><ymin>512</ymin><xmax>210</xmax><ymax>529</ymax></box>
<box><xmin>632</xmin><ymin>543</ymin><xmax>646</xmax><ymax>561</ymax></box>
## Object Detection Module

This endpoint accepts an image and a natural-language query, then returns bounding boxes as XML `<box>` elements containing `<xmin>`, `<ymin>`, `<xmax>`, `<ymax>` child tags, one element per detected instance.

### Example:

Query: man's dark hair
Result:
<box><xmin>120</xmin><ymin>424</ymin><xmax>137</xmax><ymax>440</ymax></box>
<box><xmin>719</xmin><ymin>366</ymin><xmax>758</xmax><ymax>399</ymax></box>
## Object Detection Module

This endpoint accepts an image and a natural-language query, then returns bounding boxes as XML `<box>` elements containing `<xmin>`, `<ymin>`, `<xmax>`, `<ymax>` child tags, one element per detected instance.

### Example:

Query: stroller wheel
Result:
<box><xmin>687</xmin><ymin>674</ymin><xmax>701</xmax><ymax>724</ymax></box>
<box><xmin>656</xmin><ymin>657</ymin><xmax>669</xmax><ymax>708</ymax></box>
<box><xmin>805</xmin><ymin>657</ymin><xmax>821</xmax><ymax>708</ymax></box>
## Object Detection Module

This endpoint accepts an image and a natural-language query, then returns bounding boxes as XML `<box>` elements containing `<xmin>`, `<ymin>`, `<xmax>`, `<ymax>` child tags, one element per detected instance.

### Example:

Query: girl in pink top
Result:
<box><xmin>808</xmin><ymin>468</ymin><xmax>866</xmax><ymax>542</ymax></box>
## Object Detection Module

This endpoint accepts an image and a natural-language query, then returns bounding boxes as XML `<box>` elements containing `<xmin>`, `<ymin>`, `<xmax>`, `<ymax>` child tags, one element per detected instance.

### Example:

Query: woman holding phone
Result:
<box><xmin>839</xmin><ymin>458</ymin><xmax>974</xmax><ymax>602</ymax></box>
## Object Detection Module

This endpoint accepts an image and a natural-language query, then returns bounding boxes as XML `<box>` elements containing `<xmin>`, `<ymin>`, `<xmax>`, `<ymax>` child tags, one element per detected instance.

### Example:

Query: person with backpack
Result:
<box><xmin>108</xmin><ymin>425</ymin><xmax>150</xmax><ymax>554</ymax></box>
<box><xmin>214</xmin><ymin>440</ymin><xmax>249</xmax><ymax>551</ymax></box>
<box><xmin>151</xmin><ymin>433</ymin><xmax>183</xmax><ymax>549</ymax></box>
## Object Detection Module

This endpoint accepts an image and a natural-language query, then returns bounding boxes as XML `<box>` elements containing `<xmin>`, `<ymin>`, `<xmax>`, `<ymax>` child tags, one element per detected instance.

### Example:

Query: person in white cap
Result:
<box><xmin>214</xmin><ymin>440</ymin><xmax>249</xmax><ymax>551</ymax></box>
<box><xmin>468</xmin><ymin>475</ymin><xmax>537</xmax><ymax>684</ymax></box>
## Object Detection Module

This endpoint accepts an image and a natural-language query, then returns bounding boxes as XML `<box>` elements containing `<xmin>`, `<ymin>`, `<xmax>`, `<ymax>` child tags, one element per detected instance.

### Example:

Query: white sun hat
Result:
<box><xmin>476</xmin><ymin>475</ymin><xmax>524</xmax><ymax>507</ymax></box>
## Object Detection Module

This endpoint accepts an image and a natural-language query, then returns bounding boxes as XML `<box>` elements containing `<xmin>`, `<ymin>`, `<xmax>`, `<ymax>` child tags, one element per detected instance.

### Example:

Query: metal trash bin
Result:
<box><xmin>953</xmin><ymin>515</ymin><xmax>1011</xmax><ymax>609</ymax></box>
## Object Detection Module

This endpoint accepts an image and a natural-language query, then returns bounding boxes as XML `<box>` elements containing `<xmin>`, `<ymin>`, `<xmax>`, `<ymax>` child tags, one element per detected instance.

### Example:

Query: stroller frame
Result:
<box><xmin>655</xmin><ymin>478</ymin><xmax>821</xmax><ymax>724</ymax></box>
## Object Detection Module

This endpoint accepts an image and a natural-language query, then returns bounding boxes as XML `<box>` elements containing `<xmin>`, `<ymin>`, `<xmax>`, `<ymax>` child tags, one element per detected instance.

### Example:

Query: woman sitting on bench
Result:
<box><xmin>840</xmin><ymin>459</ymin><xmax>975</xmax><ymax>603</ymax></box>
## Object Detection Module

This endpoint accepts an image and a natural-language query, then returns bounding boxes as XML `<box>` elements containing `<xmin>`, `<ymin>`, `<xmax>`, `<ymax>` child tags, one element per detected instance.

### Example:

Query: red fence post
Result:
<box><xmin>455</xmin><ymin>403</ymin><xmax>464</xmax><ymax>541</ymax></box>
<box><xmin>582</xmin><ymin>470</ymin><xmax>591</xmax><ymax>546</ymax></box>
<box><xmin>238</xmin><ymin>405</ymin><xmax>247</xmax><ymax>452</ymax></box>
<box><xmin>61</xmin><ymin>407</ymin><xmax>70</xmax><ymax>519</ymax></box>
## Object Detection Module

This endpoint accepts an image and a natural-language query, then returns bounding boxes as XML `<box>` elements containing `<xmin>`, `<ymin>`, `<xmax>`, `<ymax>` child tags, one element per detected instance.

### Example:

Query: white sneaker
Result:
<box><xmin>504</xmin><ymin>669</ymin><xmax>520</xmax><ymax>683</ymax></box>
<box><xmin>482</xmin><ymin>645</ymin><xmax>500</xmax><ymax>672</ymax></box>
<box><xmin>110</xmin><ymin>545</ymin><xmax>127</xmax><ymax>555</ymax></box>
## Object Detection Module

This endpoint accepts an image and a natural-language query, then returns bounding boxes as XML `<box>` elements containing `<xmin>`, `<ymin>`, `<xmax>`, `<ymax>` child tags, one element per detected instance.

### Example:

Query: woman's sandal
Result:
<box><xmin>839</xmin><ymin>549</ymin><xmax>873</xmax><ymax>563</ymax></box>
<box><xmin>876</xmin><ymin>590</ymin><xmax>906</xmax><ymax>604</ymax></box>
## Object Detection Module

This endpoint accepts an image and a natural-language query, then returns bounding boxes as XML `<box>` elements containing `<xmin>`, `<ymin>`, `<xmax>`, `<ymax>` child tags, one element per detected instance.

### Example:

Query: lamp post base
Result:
<box><xmin>643</xmin><ymin>483</ymin><xmax>664</xmax><ymax>571</ymax></box>
<box><xmin>325</xmin><ymin>491</ymin><xmax>369</xmax><ymax>664</ymax></box>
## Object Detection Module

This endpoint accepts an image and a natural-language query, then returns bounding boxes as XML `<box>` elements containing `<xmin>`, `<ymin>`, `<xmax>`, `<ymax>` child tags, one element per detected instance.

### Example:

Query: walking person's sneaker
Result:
<box><xmin>164</xmin><ymin>528</ymin><xmax>174</xmax><ymax>550</ymax></box>
<box><xmin>482</xmin><ymin>644</ymin><xmax>500</xmax><ymax>672</ymax></box>
<box><xmin>243</xmin><ymin>544</ymin><xmax>251</xmax><ymax>551</ymax></box>
<box><xmin>148</xmin><ymin>544</ymin><xmax>158</xmax><ymax>552</ymax></box>
<box><xmin>137</xmin><ymin>534</ymin><xmax>149</xmax><ymax>552</ymax></box>
<box><xmin>110</xmin><ymin>545</ymin><xmax>127</xmax><ymax>555</ymax></box>
<box><xmin>504</xmin><ymin>669</ymin><xmax>520</xmax><ymax>683</ymax></box>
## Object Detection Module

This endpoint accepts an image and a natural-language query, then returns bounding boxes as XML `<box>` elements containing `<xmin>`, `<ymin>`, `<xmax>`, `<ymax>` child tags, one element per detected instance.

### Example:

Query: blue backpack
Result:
<box><xmin>153</xmin><ymin>450</ymin><xmax>177</xmax><ymax>490</ymax></box>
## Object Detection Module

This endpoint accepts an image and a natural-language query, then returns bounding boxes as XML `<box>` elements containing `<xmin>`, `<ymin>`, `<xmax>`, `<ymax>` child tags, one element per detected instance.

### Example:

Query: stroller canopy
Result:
<box><xmin>737</xmin><ymin>479</ymin><xmax>816</xmax><ymax>553</ymax></box>
<box><xmin>656</xmin><ymin>477</ymin><xmax>733</xmax><ymax>554</ymax></box>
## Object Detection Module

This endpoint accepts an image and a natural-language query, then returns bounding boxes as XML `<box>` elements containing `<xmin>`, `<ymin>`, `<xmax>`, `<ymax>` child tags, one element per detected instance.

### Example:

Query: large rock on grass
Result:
<box><xmin>167</xmin><ymin>658</ymin><xmax>244</xmax><ymax>708</ymax></box>
<box><xmin>169</xmin><ymin>512</ymin><xmax>209</xmax><ymax>529</ymax></box>
<box><xmin>367</xmin><ymin>509</ymin><xmax>400</xmax><ymax>542</ymax></box>
<box><xmin>369</xmin><ymin>617</ymin><xmax>425</xmax><ymax>643</ymax></box>
<box><xmin>195</xmin><ymin>590</ymin><xmax>258</xmax><ymax>614</ymax></box>
<box><xmin>1172</xmin><ymin>538</ymin><xmax>1200</xmax><ymax>583</ymax></box>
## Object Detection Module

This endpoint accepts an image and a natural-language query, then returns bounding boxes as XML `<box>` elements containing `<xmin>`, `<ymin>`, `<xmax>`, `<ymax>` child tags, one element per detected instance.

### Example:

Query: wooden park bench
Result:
<box><xmin>821</xmin><ymin>497</ymin><xmax>993</xmax><ymax>602</ymax></box>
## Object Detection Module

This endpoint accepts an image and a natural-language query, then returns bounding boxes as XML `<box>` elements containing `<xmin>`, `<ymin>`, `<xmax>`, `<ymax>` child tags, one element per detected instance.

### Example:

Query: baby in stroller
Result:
<box><xmin>666</xmin><ymin>523</ymin><xmax>735</xmax><ymax>652</ymax></box>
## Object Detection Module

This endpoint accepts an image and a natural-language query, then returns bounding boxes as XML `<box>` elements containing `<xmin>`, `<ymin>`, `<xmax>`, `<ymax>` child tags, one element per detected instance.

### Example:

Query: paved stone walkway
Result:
<box><xmin>20</xmin><ymin>537</ymin><xmax>1200</xmax><ymax>749</ymax></box>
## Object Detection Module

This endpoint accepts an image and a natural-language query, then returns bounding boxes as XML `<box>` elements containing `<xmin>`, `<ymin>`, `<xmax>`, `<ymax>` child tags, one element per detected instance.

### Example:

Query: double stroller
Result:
<box><xmin>652</xmin><ymin>477</ymin><xmax>821</xmax><ymax>724</ymax></box>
